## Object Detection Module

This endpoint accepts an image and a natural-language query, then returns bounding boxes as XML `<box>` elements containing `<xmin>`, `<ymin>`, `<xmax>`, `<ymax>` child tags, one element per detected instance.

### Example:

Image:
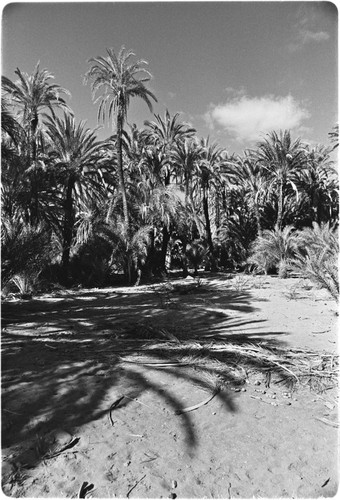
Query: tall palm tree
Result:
<box><xmin>254</xmin><ymin>130</ymin><xmax>307</xmax><ymax>230</ymax></box>
<box><xmin>44</xmin><ymin>111</ymin><xmax>105</xmax><ymax>277</ymax></box>
<box><xmin>85</xmin><ymin>46</ymin><xmax>157</xmax><ymax>227</ymax></box>
<box><xmin>2</xmin><ymin>64</ymin><xmax>70</xmax><ymax>223</ymax></box>
<box><xmin>195</xmin><ymin>138</ymin><xmax>223</xmax><ymax>270</ymax></box>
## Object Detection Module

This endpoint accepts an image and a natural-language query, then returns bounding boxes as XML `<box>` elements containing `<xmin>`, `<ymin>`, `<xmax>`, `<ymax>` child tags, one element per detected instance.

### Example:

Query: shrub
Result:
<box><xmin>292</xmin><ymin>222</ymin><xmax>339</xmax><ymax>301</ymax></box>
<box><xmin>185</xmin><ymin>239</ymin><xmax>208</xmax><ymax>274</ymax></box>
<box><xmin>1</xmin><ymin>218</ymin><xmax>53</xmax><ymax>294</ymax></box>
<box><xmin>248</xmin><ymin>225</ymin><xmax>298</xmax><ymax>278</ymax></box>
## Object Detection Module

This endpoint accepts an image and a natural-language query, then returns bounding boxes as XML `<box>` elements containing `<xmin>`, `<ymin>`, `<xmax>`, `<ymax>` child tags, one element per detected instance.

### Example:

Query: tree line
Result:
<box><xmin>1</xmin><ymin>46</ymin><xmax>339</xmax><ymax>296</ymax></box>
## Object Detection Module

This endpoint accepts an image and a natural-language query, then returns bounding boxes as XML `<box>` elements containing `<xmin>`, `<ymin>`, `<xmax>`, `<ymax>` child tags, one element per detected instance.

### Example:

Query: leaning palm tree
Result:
<box><xmin>85</xmin><ymin>46</ymin><xmax>157</xmax><ymax>227</ymax></box>
<box><xmin>44</xmin><ymin>111</ymin><xmax>105</xmax><ymax>278</ymax></box>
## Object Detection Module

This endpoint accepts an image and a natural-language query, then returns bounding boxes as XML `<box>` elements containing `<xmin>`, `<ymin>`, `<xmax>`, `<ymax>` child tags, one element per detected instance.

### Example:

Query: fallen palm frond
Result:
<box><xmin>314</xmin><ymin>417</ymin><xmax>339</xmax><ymax>428</ymax></box>
<box><xmin>109</xmin><ymin>396</ymin><xmax>125</xmax><ymax>426</ymax></box>
<box><xmin>78</xmin><ymin>481</ymin><xmax>95</xmax><ymax>499</ymax></box>
<box><xmin>126</xmin><ymin>474</ymin><xmax>146</xmax><ymax>498</ymax></box>
<box><xmin>175</xmin><ymin>387</ymin><xmax>220</xmax><ymax>414</ymax></box>
<box><xmin>118</xmin><ymin>340</ymin><xmax>338</xmax><ymax>393</ymax></box>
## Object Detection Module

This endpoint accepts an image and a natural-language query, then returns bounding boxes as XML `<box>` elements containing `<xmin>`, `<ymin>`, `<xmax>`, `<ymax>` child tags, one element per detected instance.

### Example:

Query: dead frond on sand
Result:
<box><xmin>119</xmin><ymin>341</ymin><xmax>338</xmax><ymax>393</ymax></box>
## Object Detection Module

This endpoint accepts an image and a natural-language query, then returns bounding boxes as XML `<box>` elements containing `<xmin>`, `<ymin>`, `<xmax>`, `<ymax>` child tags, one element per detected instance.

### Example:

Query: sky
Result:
<box><xmin>1</xmin><ymin>1</ymin><xmax>338</xmax><ymax>155</ymax></box>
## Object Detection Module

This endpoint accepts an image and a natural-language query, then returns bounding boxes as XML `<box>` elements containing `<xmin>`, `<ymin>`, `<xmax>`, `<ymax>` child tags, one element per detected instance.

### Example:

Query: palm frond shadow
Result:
<box><xmin>2</xmin><ymin>277</ymin><xmax>336</xmax><ymax>471</ymax></box>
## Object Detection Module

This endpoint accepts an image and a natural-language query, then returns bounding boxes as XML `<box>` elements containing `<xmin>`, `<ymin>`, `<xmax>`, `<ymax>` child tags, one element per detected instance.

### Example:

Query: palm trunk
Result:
<box><xmin>117</xmin><ymin>114</ymin><xmax>129</xmax><ymax>227</ymax></box>
<box><xmin>203</xmin><ymin>186</ymin><xmax>217</xmax><ymax>271</ymax></box>
<box><xmin>277</xmin><ymin>177</ymin><xmax>284</xmax><ymax>230</ymax></box>
<box><xmin>30</xmin><ymin>115</ymin><xmax>40</xmax><ymax>225</ymax></box>
<box><xmin>62</xmin><ymin>176</ymin><xmax>75</xmax><ymax>279</ymax></box>
<box><xmin>254</xmin><ymin>201</ymin><xmax>262</xmax><ymax>237</ymax></box>
<box><xmin>144</xmin><ymin>227</ymin><xmax>156</xmax><ymax>278</ymax></box>
<box><xmin>215</xmin><ymin>190</ymin><xmax>220</xmax><ymax>231</ymax></box>
<box><xmin>160</xmin><ymin>225</ymin><xmax>170</xmax><ymax>274</ymax></box>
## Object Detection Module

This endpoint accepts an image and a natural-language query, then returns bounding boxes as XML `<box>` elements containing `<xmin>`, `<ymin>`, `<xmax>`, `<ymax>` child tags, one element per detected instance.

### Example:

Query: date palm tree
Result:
<box><xmin>85</xmin><ymin>46</ymin><xmax>157</xmax><ymax>227</ymax></box>
<box><xmin>143</xmin><ymin>112</ymin><xmax>196</xmax><ymax>272</ymax></box>
<box><xmin>328</xmin><ymin>124</ymin><xmax>339</xmax><ymax>151</ymax></box>
<box><xmin>44</xmin><ymin>111</ymin><xmax>105</xmax><ymax>278</ymax></box>
<box><xmin>225</xmin><ymin>153</ymin><xmax>266</xmax><ymax>237</ymax></box>
<box><xmin>144</xmin><ymin>109</ymin><xmax>196</xmax><ymax>185</ymax></box>
<box><xmin>292</xmin><ymin>144</ymin><xmax>338</xmax><ymax>225</ymax></box>
<box><xmin>2</xmin><ymin>65</ymin><xmax>70</xmax><ymax>223</ymax></box>
<box><xmin>254</xmin><ymin>130</ymin><xmax>307</xmax><ymax>230</ymax></box>
<box><xmin>172</xmin><ymin>138</ymin><xmax>201</xmax><ymax>205</ymax></box>
<box><xmin>195</xmin><ymin>138</ymin><xmax>223</xmax><ymax>270</ymax></box>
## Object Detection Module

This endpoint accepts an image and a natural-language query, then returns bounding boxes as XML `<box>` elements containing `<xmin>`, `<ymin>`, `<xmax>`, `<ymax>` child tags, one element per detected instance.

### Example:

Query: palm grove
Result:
<box><xmin>2</xmin><ymin>47</ymin><xmax>339</xmax><ymax>298</ymax></box>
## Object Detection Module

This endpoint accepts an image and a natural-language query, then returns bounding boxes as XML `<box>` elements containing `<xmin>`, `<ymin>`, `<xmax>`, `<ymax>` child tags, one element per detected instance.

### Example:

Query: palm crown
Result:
<box><xmin>85</xmin><ymin>46</ymin><xmax>157</xmax><ymax>127</ymax></box>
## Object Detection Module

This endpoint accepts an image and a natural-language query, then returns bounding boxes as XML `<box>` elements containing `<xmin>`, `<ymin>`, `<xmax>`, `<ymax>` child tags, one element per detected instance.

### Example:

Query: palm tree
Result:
<box><xmin>144</xmin><ymin>109</ymin><xmax>196</xmax><ymax>185</ymax></box>
<box><xmin>248</xmin><ymin>225</ymin><xmax>298</xmax><ymax>277</ymax></box>
<box><xmin>195</xmin><ymin>138</ymin><xmax>223</xmax><ymax>270</ymax></box>
<box><xmin>328</xmin><ymin>124</ymin><xmax>339</xmax><ymax>151</ymax></box>
<box><xmin>225</xmin><ymin>153</ymin><xmax>266</xmax><ymax>237</ymax></box>
<box><xmin>254</xmin><ymin>130</ymin><xmax>307</xmax><ymax>230</ymax></box>
<box><xmin>2</xmin><ymin>65</ymin><xmax>70</xmax><ymax>223</ymax></box>
<box><xmin>85</xmin><ymin>46</ymin><xmax>157</xmax><ymax>227</ymax></box>
<box><xmin>293</xmin><ymin>223</ymin><xmax>339</xmax><ymax>300</ymax></box>
<box><xmin>99</xmin><ymin>216</ymin><xmax>151</xmax><ymax>285</ymax></box>
<box><xmin>44</xmin><ymin>111</ymin><xmax>105</xmax><ymax>278</ymax></box>
<box><xmin>172</xmin><ymin>138</ymin><xmax>201</xmax><ymax>204</ymax></box>
<box><xmin>1</xmin><ymin>94</ymin><xmax>25</xmax><ymax>146</ymax></box>
<box><xmin>292</xmin><ymin>144</ymin><xmax>338</xmax><ymax>225</ymax></box>
<box><xmin>142</xmin><ymin>111</ymin><xmax>196</xmax><ymax>273</ymax></box>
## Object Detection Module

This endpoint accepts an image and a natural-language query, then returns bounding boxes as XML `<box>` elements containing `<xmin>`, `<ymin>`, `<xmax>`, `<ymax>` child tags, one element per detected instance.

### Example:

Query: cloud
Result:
<box><xmin>204</xmin><ymin>95</ymin><xmax>310</xmax><ymax>142</ymax></box>
<box><xmin>288</xmin><ymin>6</ymin><xmax>330</xmax><ymax>51</ymax></box>
<box><xmin>224</xmin><ymin>86</ymin><xmax>246</xmax><ymax>97</ymax></box>
<box><xmin>301</xmin><ymin>29</ymin><xmax>330</xmax><ymax>43</ymax></box>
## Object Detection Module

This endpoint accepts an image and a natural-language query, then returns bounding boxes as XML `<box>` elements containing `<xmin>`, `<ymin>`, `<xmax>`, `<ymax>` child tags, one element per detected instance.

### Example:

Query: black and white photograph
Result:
<box><xmin>1</xmin><ymin>1</ymin><xmax>338</xmax><ymax>498</ymax></box>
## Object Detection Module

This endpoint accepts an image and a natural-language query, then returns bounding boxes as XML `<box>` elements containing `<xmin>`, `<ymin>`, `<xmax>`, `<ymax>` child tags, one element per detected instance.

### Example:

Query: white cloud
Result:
<box><xmin>205</xmin><ymin>95</ymin><xmax>310</xmax><ymax>142</ymax></box>
<box><xmin>301</xmin><ymin>29</ymin><xmax>330</xmax><ymax>43</ymax></box>
<box><xmin>288</xmin><ymin>6</ymin><xmax>330</xmax><ymax>51</ymax></box>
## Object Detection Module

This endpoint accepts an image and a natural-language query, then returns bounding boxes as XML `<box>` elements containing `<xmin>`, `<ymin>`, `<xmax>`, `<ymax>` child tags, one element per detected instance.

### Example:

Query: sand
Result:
<box><xmin>1</xmin><ymin>274</ymin><xmax>338</xmax><ymax>498</ymax></box>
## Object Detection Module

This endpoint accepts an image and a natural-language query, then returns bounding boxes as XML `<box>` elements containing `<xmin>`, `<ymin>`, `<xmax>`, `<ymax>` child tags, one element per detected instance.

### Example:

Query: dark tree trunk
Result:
<box><xmin>254</xmin><ymin>202</ymin><xmax>262</xmax><ymax>237</ymax></box>
<box><xmin>143</xmin><ymin>228</ymin><xmax>156</xmax><ymax>279</ymax></box>
<box><xmin>203</xmin><ymin>186</ymin><xmax>217</xmax><ymax>271</ymax></box>
<box><xmin>29</xmin><ymin>116</ymin><xmax>40</xmax><ymax>225</ymax></box>
<box><xmin>117</xmin><ymin>114</ymin><xmax>129</xmax><ymax>227</ymax></box>
<box><xmin>277</xmin><ymin>177</ymin><xmax>284</xmax><ymax>230</ymax></box>
<box><xmin>160</xmin><ymin>225</ymin><xmax>170</xmax><ymax>274</ymax></box>
<box><xmin>62</xmin><ymin>176</ymin><xmax>75</xmax><ymax>280</ymax></box>
<box><xmin>215</xmin><ymin>190</ymin><xmax>220</xmax><ymax>231</ymax></box>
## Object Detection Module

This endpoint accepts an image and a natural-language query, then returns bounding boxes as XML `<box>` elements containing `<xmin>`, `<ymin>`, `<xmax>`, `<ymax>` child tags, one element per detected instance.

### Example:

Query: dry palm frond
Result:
<box><xmin>119</xmin><ymin>340</ymin><xmax>338</xmax><ymax>393</ymax></box>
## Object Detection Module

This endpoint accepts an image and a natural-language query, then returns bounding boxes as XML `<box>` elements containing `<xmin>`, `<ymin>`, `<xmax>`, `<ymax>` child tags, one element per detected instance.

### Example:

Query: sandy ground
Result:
<box><xmin>1</xmin><ymin>273</ymin><xmax>339</xmax><ymax>498</ymax></box>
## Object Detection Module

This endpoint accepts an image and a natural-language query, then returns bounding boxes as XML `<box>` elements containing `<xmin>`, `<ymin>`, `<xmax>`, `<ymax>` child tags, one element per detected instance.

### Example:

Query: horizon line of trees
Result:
<box><xmin>1</xmin><ymin>46</ymin><xmax>339</xmax><ymax>295</ymax></box>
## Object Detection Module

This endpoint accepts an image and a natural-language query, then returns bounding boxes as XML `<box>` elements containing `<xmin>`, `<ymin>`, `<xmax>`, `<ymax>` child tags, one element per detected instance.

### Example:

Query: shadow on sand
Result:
<box><xmin>2</xmin><ymin>275</ymin><xmax>290</xmax><ymax>467</ymax></box>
